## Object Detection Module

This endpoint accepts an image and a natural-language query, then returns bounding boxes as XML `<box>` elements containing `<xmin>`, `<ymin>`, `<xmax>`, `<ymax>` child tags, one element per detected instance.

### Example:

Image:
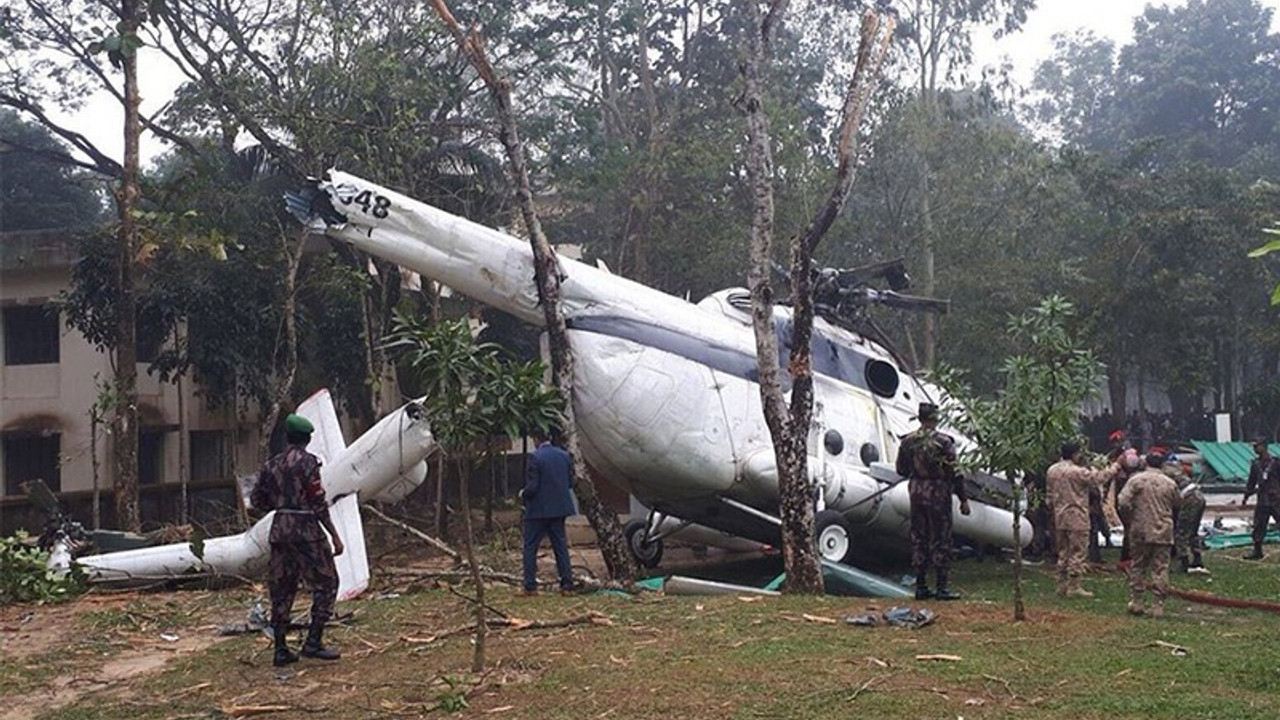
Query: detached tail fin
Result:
<box><xmin>297</xmin><ymin>388</ymin><xmax>346</xmax><ymax>467</ymax></box>
<box><xmin>331</xmin><ymin>494</ymin><xmax>370</xmax><ymax>601</ymax></box>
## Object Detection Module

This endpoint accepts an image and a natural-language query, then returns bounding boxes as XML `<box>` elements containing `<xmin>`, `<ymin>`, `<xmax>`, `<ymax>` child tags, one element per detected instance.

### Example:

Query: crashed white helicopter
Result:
<box><xmin>288</xmin><ymin>170</ymin><xmax>1030</xmax><ymax>570</ymax></box>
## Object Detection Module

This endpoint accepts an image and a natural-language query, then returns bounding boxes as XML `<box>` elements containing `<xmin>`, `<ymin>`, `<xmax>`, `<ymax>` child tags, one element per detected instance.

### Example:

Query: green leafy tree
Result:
<box><xmin>0</xmin><ymin>110</ymin><xmax>104</xmax><ymax>230</ymax></box>
<box><xmin>1</xmin><ymin>0</ymin><xmax>181</xmax><ymax>531</ymax></box>
<box><xmin>385</xmin><ymin>313</ymin><xmax>562</xmax><ymax>672</ymax></box>
<box><xmin>889</xmin><ymin>0</ymin><xmax>1038</xmax><ymax>368</ymax></box>
<box><xmin>1033</xmin><ymin>0</ymin><xmax>1280</xmax><ymax>172</ymax></box>
<box><xmin>936</xmin><ymin>296</ymin><xmax>1103</xmax><ymax>621</ymax></box>
<box><xmin>153</xmin><ymin>0</ymin><xmax>522</xmax><ymax>425</ymax></box>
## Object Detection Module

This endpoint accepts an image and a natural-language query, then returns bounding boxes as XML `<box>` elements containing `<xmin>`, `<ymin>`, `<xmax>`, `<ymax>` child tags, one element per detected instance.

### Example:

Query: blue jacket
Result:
<box><xmin>523</xmin><ymin>442</ymin><xmax>576</xmax><ymax>519</ymax></box>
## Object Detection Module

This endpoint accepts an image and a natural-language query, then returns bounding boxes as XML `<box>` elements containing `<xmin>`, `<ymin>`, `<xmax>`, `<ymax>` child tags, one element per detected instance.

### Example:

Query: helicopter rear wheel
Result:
<box><xmin>624</xmin><ymin>519</ymin><xmax>664</xmax><ymax>568</ymax></box>
<box><xmin>814</xmin><ymin>510</ymin><xmax>854</xmax><ymax>564</ymax></box>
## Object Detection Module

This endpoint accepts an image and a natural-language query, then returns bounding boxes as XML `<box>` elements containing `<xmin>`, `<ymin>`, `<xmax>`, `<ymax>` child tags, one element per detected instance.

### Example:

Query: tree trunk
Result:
<box><xmin>90</xmin><ymin>407</ymin><xmax>101</xmax><ymax>530</ymax></box>
<box><xmin>1010</xmin><ymin>471</ymin><xmax>1026</xmax><ymax>622</ymax></box>
<box><xmin>429</xmin><ymin>0</ymin><xmax>637</xmax><ymax>582</ymax></box>
<box><xmin>739</xmin><ymin>4</ymin><xmax>892</xmax><ymax>593</ymax></box>
<box><xmin>485</xmin><ymin>447</ymin><xmax>495</xmax><ymax>533</ymax></box>
<box><xmin>921</xmin><ymin>170</ymin><xmax>937</xmax><ymax>369</ymax></box>
<box><xmin>458</xmin><ymin>457</ymin><xmax>486</xmax><ymax>672</ymax></box>
<box><xmin>177</xmin><ymin>344</ymin><xmax>189</xmax><ymax>525</ymax></box>
<box><xmin>434</xmin><ymin>453</ymin><xmax>450</xmax><ymax>542</ymax></box>
<box><xmin>112</xmin><ymin>0</ymin><xmax>144</xmax><ymax>532</ymax></box>
<box><xmin>1107</xmin><ymin>371</ymin><xmax>1127</xmax><ymax>427</ymax></box>
<box><xmin>739</xmin><ymin>0</ymin><xmax>822</xmax><ymax>594</ymax></box>
<box><xmin>257</xmin><ymin>229</ymin><xmax>308</xmax><ymax>462</ymax></box>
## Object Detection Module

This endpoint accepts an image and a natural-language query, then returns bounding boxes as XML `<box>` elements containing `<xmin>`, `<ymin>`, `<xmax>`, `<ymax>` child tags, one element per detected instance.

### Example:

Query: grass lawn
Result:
<box><xmin>3</xmin><ymin>543</ymin><xmax>1279</xmax><ymax>720</ymax></box>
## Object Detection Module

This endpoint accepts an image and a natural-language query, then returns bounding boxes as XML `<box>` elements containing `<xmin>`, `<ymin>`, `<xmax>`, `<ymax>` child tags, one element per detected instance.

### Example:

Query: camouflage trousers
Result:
<box><xmin>1128</xmin><ymin>542</ymin><xmax>1170</xmax><ymax>606</ymax></box>
<box><xmin>909</xmin><ymin>492</ymin><xmax>954</xmax><ymax>575</ymax></box>
<box><xmin>268</xmin><ymin>540</ymin><xmax>338</xmax><ymax>630</ymax></box>
<box><xmin>1055</xmin><ymin>529</ymin><xmax>1088</xmax><ymax>581</ymax></box>
<box><xmin>1175</xmin><ymin>495</ymin><xmax>1206</xmax><ymax>561</ymax></box>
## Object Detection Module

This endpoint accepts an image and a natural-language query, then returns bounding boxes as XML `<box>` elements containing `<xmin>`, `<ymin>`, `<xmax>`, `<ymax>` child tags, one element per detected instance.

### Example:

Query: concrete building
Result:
<box><xmin>1</xmin><ymin>230</ymin><xmax>259</xmax><ymax>533</ymax></box>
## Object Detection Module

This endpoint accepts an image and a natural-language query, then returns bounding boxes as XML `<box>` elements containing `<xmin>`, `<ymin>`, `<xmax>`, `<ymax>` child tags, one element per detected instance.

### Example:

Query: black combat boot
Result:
<box><xmin>1243</xmin><ymin>544</ymin><xmax>1264</xmax><ymax>560</ymax></box>
<box><xmin>934</xmin><ymin>570</ymin><xmax>962</xmax><ymax>601</ymax></box>
<box><xmin>300</xmin><ymin>619</ymin><xmax>341</xmax><ymax>661</ymax></box>
<box><xmin>914</xmin><ymin>573</ymin><xmax>934</xmax><ymax>600</ymax></box>
<box><xmin>272</xmin><ymin>624</ymin><xmax>299</xmax><ymax>667</ymax></box>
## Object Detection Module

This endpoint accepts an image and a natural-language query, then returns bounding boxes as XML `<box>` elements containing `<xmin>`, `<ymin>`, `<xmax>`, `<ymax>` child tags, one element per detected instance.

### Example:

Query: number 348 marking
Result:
<box><xmin>339</xmin><ymin>189</ymin><xmax>392</xmax><ymax>219</ymax></box>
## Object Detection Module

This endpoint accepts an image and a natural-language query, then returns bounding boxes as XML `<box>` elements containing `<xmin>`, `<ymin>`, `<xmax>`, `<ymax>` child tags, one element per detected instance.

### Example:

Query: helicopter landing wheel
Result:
<box><xmin>814</xmin><ymin>509</ymin><xmax>854</xmax><ymax>564</ymax></box>
<box><xmin>624</xmin><ymin>519</ymin><xmax>664</xmax><ymax>568</ymax></box>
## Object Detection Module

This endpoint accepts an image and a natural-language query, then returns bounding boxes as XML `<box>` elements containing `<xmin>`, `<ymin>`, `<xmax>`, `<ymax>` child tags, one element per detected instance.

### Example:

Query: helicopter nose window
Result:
<box><xmin>864</xmin><ymin>359</ymin><xmax>899</xmax><ymax>398</ymax></box>
<box><xmin>859</xmin><ymin>442</ymin><xmax>880</xmax><ymax>467</ymax></box>
<box><xmin>824</xmin><ymin>429</ymin><xmax>844</xmax><ymax>456</ymax></box>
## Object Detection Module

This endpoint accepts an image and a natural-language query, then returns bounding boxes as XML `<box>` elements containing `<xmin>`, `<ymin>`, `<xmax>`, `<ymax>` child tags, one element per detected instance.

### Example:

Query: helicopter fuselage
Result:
<box><xmin>302</xmin><ymin>171</ymin><xmax>1028</xmax><ymax>558</ymax></box>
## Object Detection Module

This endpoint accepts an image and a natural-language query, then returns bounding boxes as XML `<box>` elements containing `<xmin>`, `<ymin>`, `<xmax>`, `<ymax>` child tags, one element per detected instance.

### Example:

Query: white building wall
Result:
<box><xmin>1</xmin><ymin>234</ymin><xmax>261</xmax><ymax>501</ymax></box>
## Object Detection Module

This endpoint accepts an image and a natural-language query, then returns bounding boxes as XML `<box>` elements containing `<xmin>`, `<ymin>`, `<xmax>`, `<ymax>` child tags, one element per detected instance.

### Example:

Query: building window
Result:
<box><xmin>189</xmin><ymin>430</ymin><xmax>228</xmax><ymax>482</ymax></box>
<box><xmin>139</xmin><ymin>431</ymin><xmax>164</xmax><ymax>486</ymax></box>
<box><xmin>2</xmin><ymin>432</ymin><xmax>61</xmax><ymax>495</ymax></box>
<box><xmin>3</xmin><ymin>305</ymin><xmax>60</xmax><ymax>366</ymax></box>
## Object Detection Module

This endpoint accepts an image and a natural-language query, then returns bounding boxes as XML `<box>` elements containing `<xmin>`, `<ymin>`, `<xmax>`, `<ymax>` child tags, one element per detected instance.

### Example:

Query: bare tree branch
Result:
<box><xmin>0</xmin><ymin>90</ymin><xmax>122</xmax><ymax>176</ymax></box>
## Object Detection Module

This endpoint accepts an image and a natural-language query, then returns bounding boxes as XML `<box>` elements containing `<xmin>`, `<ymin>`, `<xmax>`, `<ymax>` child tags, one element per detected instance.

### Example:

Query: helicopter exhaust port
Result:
<box><xmin>864</xmin><ymin>359</ymin><xmax>899</xmax><ymax>398</ymax></box>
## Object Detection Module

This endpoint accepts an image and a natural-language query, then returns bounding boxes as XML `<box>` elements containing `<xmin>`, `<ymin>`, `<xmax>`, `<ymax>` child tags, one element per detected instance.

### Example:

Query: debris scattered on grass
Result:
<box><xmin>915</xmin><ymin>654</ymin><xmax>962</xmax><ymax>662</ymax></box>
<box><xmin>802</xmin><ymin>613</ymin><xmax>837</xmax><ymax>624</ymax></box>
<box><xmin>219</xmin><ymin>704</ymin><xmax>294</xmax><ymax>717</ymax></box>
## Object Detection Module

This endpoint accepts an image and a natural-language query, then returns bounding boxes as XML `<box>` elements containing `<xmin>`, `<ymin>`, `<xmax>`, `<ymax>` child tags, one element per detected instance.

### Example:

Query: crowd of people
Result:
<box><xmin>893</xmin><ymin>405</ymin><xmax>1276</xmax><ymax>619</ymax></box>
<box><xmin>1078</xmin><ymin>410</ymin><xmax>1218</xmax><ymax>457</ymax></box>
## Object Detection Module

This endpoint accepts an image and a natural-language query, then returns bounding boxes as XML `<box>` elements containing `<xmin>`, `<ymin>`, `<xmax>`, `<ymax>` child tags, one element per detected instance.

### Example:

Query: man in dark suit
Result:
<box><xmin>520</xmin><ymin>429</ymin><xmax>577</xmax><ymax>595</ymax></box>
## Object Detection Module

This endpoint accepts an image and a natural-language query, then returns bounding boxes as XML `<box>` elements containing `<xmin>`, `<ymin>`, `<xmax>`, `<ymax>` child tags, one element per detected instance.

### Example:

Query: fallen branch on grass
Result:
<box><xmin>219</xmin><ymin>705</ymin><xmax>301</xmax><ymax>717</ymax></box>
<box><xmin>915</xmin><ymin>654</ymin><xmax>962</xmax><ymax>662</ymax></box>
<box><xmin>385</xmin><ymin>568</ymin><xmax>625</xmax><ymax>594</ymax></box>
<box><xmin>400</xmin><ymin>611</ymin><xmax>613</xmax><ymax>646</ymax></box>
<box><xmin>446</xmin><ymin>584</ymin><xmax>510</xmax><ymax>619</ymax></box>
<box><xmin>1146</xmin><ymin>640</ymin><xmax>1189</xmax><ymax>655</ymax></box>
<box><xmin>362</xmin><ymin>505</ymin><xmax>462</xmax><ymax>562</ymax></box>
<box><xmin>846</xmin><ymin>672</ymin><xmax>896</xmax><ymax>701</ymax></box>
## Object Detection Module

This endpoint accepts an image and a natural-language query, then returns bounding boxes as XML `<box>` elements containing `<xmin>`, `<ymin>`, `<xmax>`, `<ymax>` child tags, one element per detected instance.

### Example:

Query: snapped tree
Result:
<box><xmin>739</xmin><ymin>4</ymin><xmax>896</xmax><ymax>592</ymax></box>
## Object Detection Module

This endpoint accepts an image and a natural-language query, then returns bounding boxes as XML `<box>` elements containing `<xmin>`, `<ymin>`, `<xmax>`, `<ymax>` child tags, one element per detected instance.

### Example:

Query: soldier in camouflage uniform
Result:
<box><xmin>1047</xmin><ymin>442</ymin><xmax>1117</xmax><ymax>598</ymax></box>
<box><xmin>1118</xmin><ymin>453</ymin><xmax>1181</xmax><ymax>618</ymax></box>
<box><xmin>896</xmin><ymin>402</ymin><xmax>970</xmax><ymax>601</ymax></box>
<box><xmin>1164</xmin><ymin>457</ymin><xmax>1207</xmax><ymax>573</ymax></box>
<box><xmin>1242</xmin><ymin>440</ymin><xmax>1280</xmax><ymax>560</ymax></box>
<box><xmin>251</xmin><ymin>414</ymin><xmax>344</xmax><ymax>667</ymax></box>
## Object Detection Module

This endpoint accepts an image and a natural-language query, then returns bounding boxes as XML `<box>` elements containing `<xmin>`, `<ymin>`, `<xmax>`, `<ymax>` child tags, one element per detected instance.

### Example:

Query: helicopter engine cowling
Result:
<box><xmin>738</xmin><ymin>451</ymin><xmax>1031</xmax><ymax>550</ymax></box>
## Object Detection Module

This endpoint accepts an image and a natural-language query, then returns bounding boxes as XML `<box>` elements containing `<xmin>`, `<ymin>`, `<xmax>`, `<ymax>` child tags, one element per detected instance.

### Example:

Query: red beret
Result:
<box><xmin>1109</xmin><ymin>430</ymin><xmax>1126</xmax><ymax>441</ymax></box>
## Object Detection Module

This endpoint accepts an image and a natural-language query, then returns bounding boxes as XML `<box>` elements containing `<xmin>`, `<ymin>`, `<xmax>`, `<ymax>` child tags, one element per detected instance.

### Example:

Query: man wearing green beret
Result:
<box><xmin>896</xmin><ymin>402</ymin><xmax>970</xmax><ymax>601</ymax></box>
<box><xmin>251</xmin><ymin>413</ymin><xmax>345</xmax><ymax>666</ymax></box>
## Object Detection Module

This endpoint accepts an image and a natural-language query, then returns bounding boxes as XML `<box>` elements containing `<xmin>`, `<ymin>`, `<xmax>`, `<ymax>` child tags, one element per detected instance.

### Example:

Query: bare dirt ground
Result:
<box><xmin>0</xmin><ymin>512</ymin><xmax>704</xmax><ymax>720</ymax></box>
<box><xmin>0</xmin><ymin>591</ymin><xmax>237</xmax><ymax>720</ymax></box>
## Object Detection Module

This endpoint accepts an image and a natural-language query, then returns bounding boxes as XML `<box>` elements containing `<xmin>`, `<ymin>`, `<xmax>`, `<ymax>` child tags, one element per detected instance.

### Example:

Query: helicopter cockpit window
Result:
<box><xmin>774</xmin><ymin>317</ymin><xmax>898</xmax><ymax>393</ymax></box>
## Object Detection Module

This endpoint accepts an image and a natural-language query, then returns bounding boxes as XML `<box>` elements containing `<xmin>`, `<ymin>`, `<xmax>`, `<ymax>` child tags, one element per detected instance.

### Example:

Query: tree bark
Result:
<box><xmin>458</xmin><ymin>458</ymin><xmax>486</xmax><ymax>672</ymax></box>
<box><xmin>740</xmin><ymin>4</ymin><xmax>892</xmax><ymax>593</ymax></box>
<box><xmin>428</xmin><ymin>0</ymin><xmax>637</xmax><ymax>582</ymax></box>
<box><xmin>1010</xmin><ymin>470</ymin><xmax>1026</xmax><ymax>622</ymax></box>
<box><xmin>257</xmin><ymin>228</ymin><xmax>308</xmax><ymax>462</ymax></box>
<box><xmin>112</xmin><ymin>0</ymin><xmax>144</xmax><ymax>532</ymax></box>
<box><xmin>740</xmin><ymin>0</ymin><xmax>822</xmax><ymax>593</ymax></box>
